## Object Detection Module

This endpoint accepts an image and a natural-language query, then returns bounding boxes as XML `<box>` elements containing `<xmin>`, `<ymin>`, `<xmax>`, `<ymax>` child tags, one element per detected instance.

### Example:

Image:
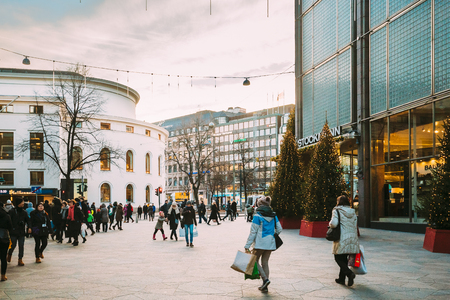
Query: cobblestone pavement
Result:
<box><xmin>1</xmin><ymin>215</ymin><xmax>450</xmax><ymax>299</ymax></box>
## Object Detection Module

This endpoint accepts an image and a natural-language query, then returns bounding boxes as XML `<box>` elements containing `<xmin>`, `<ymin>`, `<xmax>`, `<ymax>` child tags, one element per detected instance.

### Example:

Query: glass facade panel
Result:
<box><xmin>337</xmin><ymin>0</ymin><xmax>351</xmax><ymax>50</ymax></box>
<box><xmin>410</xmin><ymin>158</ymin><xmax>435</xmax><ymax>223</ymax></box>
<box><xmin>370</xmin><ymin>0</ymin><xmax>387</xmax><ymax>29</ymax></box>
<box><xmin>314</xmin><ymin>57</ymin><xmax>337</xmax><ymax>131</ymax></box>
<box><xmin>435</xmin><ymin>0</ymin><xmax>450</xmax><ymax>93</ymax></box>
<box><xmin>389</xmin><ymin>0</ymin><xmax>415</xmax><ymax>16</ymax></box>
<box><xmin>303</xmin><ymin>72</ymin><xmax>314</xmax><ymax>137</ymax></box>
<box><xmin>389</xmin><ymin>0</ymin><xmax>432</xmax><ymax>109</ymax></box>
<box><xmin>410</xmin><ymin>104</ymin><xmax>433</xmax><ymax>158</ymax></box>
<box><xmin>338</xmin><ymin>49</ymin><xmax>351</xmax><ymax>125</ymax></box>
<box><xmin>302</xmin><ymin>0</ymin><xmax>314</xmax><ymax>13</ymax></box>
<box><xmin>370</xmin><ymin>26</ymin><xmax>387</xmax><ymax>114</ymax></box>
<box><xmin>371</xmin><ymin>118</ymin><xmax>388</xmax><ymax>165</ymax></box>
<box><xmin>389</xmin><ymin>112</ymin><xmax>409</xmax><ymax>162</ymax></box>
<box><xmin>434</xmin><ymin>98</ymin><xmax>450</xmax><ymax>149</ymax></box>
<box><xmin>313</xmin><ymin>0</ymin><xmax>336</xmax><ymax>65</ymax></box>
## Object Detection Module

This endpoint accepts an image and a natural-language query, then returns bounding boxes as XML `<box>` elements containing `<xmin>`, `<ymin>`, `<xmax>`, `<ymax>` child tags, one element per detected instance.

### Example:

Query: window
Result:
<box><xmin>101</xmin><ymin>123</ymin><xmax>111</xmax><ymax>130</ymax></box>
<box><xmin>260</xmin><ymin>129</ymin><xmax>265</xmax><ymax>136</ymax></box>
<box><xmin>126</xmin><ymin>126</ymin><xmax>134</xmax><ymax>133</ymax></box>
<box><xmin>100</xmin><ymin>148</ymin><xmax>110</xmax><ymax>171</ymax></box>
<box><xmin>71</xmin><ymin>147</ymin><xmax>83</xmax><ymax>170</ymax></box>
<box><xmin>266</xmin><ymin>129</ymin><xmax>270</xmax><ymax>135</ymax></box>
<box><xmin>170</xmin><ymin>131</ymin><xmax>174</xmax><ymax>137</ymax></box>
<box><xmin>271</xmin><ymin>128</ymin><xmax>276</xmax><ymax>134</ymax></box>
<box><xmin>146</xmin><ymin>130</ymin><xmax>151</xmax><ymax>137</ymax></box>
<box><xmin>126</xmin><ymin>150</ymin><xmax>133</xmax><ymax>172</ymax></box>
<box><xmin>271</xmin><ymin>117</ymin><xmax>276</xmax><ymax>124</ymax></box>
<box><xmin>168</xmin><ymin>165</ymin><xmax>172</xmax><ymax>173</ymax></box>
<box><xmin>174</xmin><ymin>177</ymin><xmax>178</xmax><ymax>186</ymax></box>
<box><xmin>158</xmin><ymin>156</ymin><xmax>161</xmax><ymax>176</ymax></box>
<box><xmin>173</xmin><ymin>164</ymin><xmax>177</xmax><ymax>173</ymax></box>
<box><xmin>146</xmin><ymin>186</ymin><xmax>151</xmax><ymax>202</ymax></box>
<box><xmin>30</xmin><ymin>133</ymin><xmax>43</xmax><ymax>160</ymax></box>
<box><xmin>234</xmin><ymin>124</ymin><xmax>238</xmax><ymax>130</ymax></box>
<box><xmin>239</xmin><ymin>123</ymin><xmax>244</xmax><ymax>129</ymax></box>
<box><xmin>0</xmin><ymin>105</ymin><xmax>13</xmax><ymax>113</ymax></box>
<box><xmin>168</xmin><ymin>178</ymin><xmax>173</xmax><ymax>186</ymax></box>
<box><xmin>158</xmin><ymin>134</ymin><xmax>161</xmax><ymax>140</ymax></box>
<box><xmin>244</xmin><ymin>122</ymin><xmax>248</xmax><ymax>128</ymax></box>
<box><xmin>0</xmin><ymin>171</ymin><xmax>13</xmax><ymax>185</ymax></box>
<box><xmin>126</xmin><ymin>184</ymin><xmax>133</xmax><ymax>202</ymax></box>
<box><xmin>145</xmin><ymin>153</ymin><xmax>151</xmax><ymax>174</ymax></box>
<box><xmin>30</xmin><ymin>171</ymin><xmax>44</xmax><ymax>185</ymax></box>
<box><xmin>29</xmin><ymin>105</ymin><xmax>43</xmax><ymax>114</ymax></box>
<box><xmin>0</xmin><ymin>132</ymin><xmax>14</xmax><ymax>160</ymax></box>
<box><xmin>100</xmin><ymin>183</ymin><xmax>110</xmax><ymax>202</ymax></box>
<box><xmin>75</xmin><ymin>122</ymin><xmax>82</xmax><ymax>128</ymax></box>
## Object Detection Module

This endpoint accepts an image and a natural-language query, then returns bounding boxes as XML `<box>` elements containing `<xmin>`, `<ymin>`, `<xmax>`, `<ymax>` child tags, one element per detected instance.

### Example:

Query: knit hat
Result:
<box><xmin>257</xmin><ymin>196</ymin><xmax>271</xmax><ymax>207</ymax></box>
<box><xmin>13</xmin><ymin>198</ymin><xmax>24</xmax><ymax>207</ymax></box>
<box><xmin>6</xmin><ymin>199</ymin><xmax>12</xmax><ymax>204</ymax></box>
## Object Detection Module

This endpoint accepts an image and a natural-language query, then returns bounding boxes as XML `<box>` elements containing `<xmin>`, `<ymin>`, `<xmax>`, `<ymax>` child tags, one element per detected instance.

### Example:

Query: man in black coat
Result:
<box><xmin>126</xmin><ymin>203</ymin><xmax>134</xmax><ymax>223</ymax></box>
<box><xmin>7</xmin><ymin>198</ymin><xmax>31</xmax><ymax>266</ymax></box>
<box><xmin>143</xmin><ymin>204</ymin><xmax>148</xmax><ymax>220</ymax></box>
<box><xmin>231</xmin><ymin>200</ymin><xmax>237</xmax><ymax>221</ymax></box>
<box><xmin>198</xmin><ymin>201</ymin><xmax>207</xmax><ymax>224</ymax></box>
<box><xmin>161</xmin><ymin>200</ymin><xmax>169</xmax><ymax>217</ymax></box>
<box><xmin>43</xmin><ymin>200</ymin><xmax>51</xmax><ymax>220</ymax></box>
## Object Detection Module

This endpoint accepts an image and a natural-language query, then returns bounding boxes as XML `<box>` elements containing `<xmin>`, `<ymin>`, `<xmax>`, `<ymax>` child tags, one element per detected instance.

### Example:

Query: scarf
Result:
<box><xmin>68</xmin><ymin>205</ymin><xmax>75</xmax><ymax>221</ymax></box>
<box><xmin>256</xmin><ymin>206</ymin><xmax>276</xmax><ymax>217</ymax></box>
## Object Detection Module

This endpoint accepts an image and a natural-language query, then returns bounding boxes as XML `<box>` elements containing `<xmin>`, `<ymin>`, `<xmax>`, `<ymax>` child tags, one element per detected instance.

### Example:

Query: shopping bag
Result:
<box><xmin>193</xmin><ymin>226</ymin><xmax>198</xmax><ymax>237</ymax></box>
<box><xmin>179</xmin><ymin>227</ymin><xmax>185</xmax><ymax>238</ymax></box>
<box><xmin>244</xmin><ymin>262</ymin><xmax>260</xmax><ymax>280</ymax></box>
<box><xmin>81</xmin><ymin>224</ymin><xmax>87</xmax><ymax>238</ymax></box>
<box><xmin>230</xmin><ymin>250</ymin><xmax>257</xmax><ymax>275</ymax></box>
<box><xmin>350</xmin><ymin>245</ymin><xmax>367</xmax><ymax>275</ymax></box>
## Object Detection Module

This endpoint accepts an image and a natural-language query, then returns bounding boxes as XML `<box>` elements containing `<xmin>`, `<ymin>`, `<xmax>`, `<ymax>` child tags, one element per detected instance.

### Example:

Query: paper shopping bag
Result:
<box><xmin>244</xmin><ymin>262</ymin><xmax>260</xmax><ymax>280</ymax></box>
<box><xmin>230</xmin><ymin>250</ymin><xmax>257</xmax><ymax>275</ymax></box>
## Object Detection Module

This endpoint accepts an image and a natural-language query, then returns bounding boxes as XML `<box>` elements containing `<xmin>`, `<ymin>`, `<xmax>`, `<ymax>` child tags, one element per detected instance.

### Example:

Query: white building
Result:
<box><xmin>0</xmin><ymin>68</ymin><xmax>167</xmax><ymax>208</ymax></box>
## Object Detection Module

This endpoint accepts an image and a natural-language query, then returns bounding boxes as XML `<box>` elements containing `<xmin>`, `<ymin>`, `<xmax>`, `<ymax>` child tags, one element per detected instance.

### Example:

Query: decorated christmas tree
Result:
<box><xmin>304</xmin><ymin>122</ymin><xmax>348</xmax><ymax>221</ymax></box>
<box><xmin>270</xmin><ymin>110</ymin><xmax>304</xmax><ymax>219</ymax></box>
<box><xmin>420</xmin><ymin>119</ymin><xmax>450</xmax><ymax>229</ymax></box>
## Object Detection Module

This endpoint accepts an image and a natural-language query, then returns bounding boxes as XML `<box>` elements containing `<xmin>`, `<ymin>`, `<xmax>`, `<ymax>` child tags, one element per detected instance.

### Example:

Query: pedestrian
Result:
<box><xmin>94</xmin><ymin>209</ymin><xmax>102</xmax><ymax>232</ymax></box>
<box><xmin>329</xmin><ymin>195</ymin><xmax>359</xmax><ymax>287</ymax></box>
<box><xmin>25</xmin><ymin>201</ymin><xmax>34</xmax><ymax>218</ymax></box>
<box><xmin>244</xmin><ymin>196</ymin><xmax>282</xmax><ymax>294</ymax></box>
<box><xmin>166</xmin><ymin>203</ymin><xmax>180</xmax><ymax>241</ymax></box>
<box><xmin>222</xmin><ymin>201</ymin><xmax>232</xmax><ymax>221</ymax></box>
<box><xmin>143</xmin><ymin>203</ymin><xmax>148</xmax><ymax>220</ymax></box>
<box><xmin>86</xmin><ymin>209</ymin><xmax>95</xmax><ymax>235</ymax></box>
<box><xmin>59</xmin><ymin>201</ymin><xmax>68</xmax><ymax>243</ymax></box>
<box><xmin>113</xmin><ymin>203</ymin><xmax>123</xmax><ymax>230</ymax></box>
<box><xmin>246</xmin><ymin>203</ymin><xmax>254</xmax><ymax>222</ymax></box>
<box><xmin>231</xmin><ymin>200</ymin><xmax>237</xmax><ymax>220</ymax></box>
<box><xmin>0</xmin><ymin>203</ymin><xmax>12</xmax><ymax>281</ymax></box>
<box><xmin>207</xmin><ymin>201</ymin><xmax>221</xmax><ymax>225</ymax></box>
<box><xmin>66</xmin><ymin>200</ymin><xmax>83</xmax><ymax>246</ymax></box>
<box><xmin>50</xmin><ymin>198</ymin><xmax>62</xmax><ymax>241</ymax></box>
<box><xmin>108</xmin><ymin>203</ymin><xmax>115</xmax><ymax>230</ymax></box>
<box><xmin>182</xmin><ymin>201</ymin><xmax>197</xmax><ymax>247</ymax></box>
<box><xmin>126</xmin><ymin>203</ymin><xmax>134</xmax><ymax>223</ymax></box>
<box><xmin>150</xmin><ymin>203</ymin><xmax>155</xmax><ymax>221</ymax></box>
<box><xmin>4</xmin><ymin>200</ymin><xmax>13</xmax><ymax>213</ymax></box>
<box><xmin>7</xmin><ymin>197</ymin><xmax>31</xmax><ymax>266</ymax></box>
<box><xmin>90</xmin><ymin>202</ymin><xmax>96</xmax><ymax>212</ymax></box>
<box><xmin>198</xmin><ymin>200</ymin><xmax>207</xmax><ymax>224</ymax></box>
<box><xmin>160</xmin><ymin>200</ymin><xmax>169</xmax><ymax>218</ymax></box>
<box><xmin>123</xmin><ymin>204</ymin><xmax>128</xmax><ymax>223</ymax></box>
<box><xmin>43</xmin><ymin>200</ymin><xmax>51</xmax><ymax>219</ymax></box>
<box><xmin>153</xmin><ymin>211</ymin><xmax>167</xmax><ymax>240</ymax></box>
<box><xmin>30</xmin><ymin>202</ymin><xmax>51</xmax><ymax>263</ymax></box>
<box><xmin>101</xmin><ymin>204</ymin><xmax>109</xmax><ymax>232</ymax></box>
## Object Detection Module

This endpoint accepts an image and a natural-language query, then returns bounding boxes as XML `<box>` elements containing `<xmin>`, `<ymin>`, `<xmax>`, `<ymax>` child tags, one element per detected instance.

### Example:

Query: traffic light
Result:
<box><xmin>158</xmin><ymin>187</ymin><xmax>162</xmax><ymax>194</ymax></box>
<box><xmin>84</xmin><ymin>185</ymin><xmax>88</xmax><ymax>191</ymax></box>
<box><xmin>77</xmin><ymin>185</ymin><xmax>82</xmax><ymax>194</ymax></box>
<box><xmin>155</xmin><ymin>188</ymin><xmax>159</xmax><ymax>196</ymax></box>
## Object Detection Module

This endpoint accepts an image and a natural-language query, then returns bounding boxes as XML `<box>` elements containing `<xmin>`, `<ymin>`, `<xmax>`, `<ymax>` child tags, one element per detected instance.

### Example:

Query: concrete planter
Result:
<box><xmin>278</xmin><ymin>218</ymin><xmax>302</xmax><ymax>229</ymax></box>
<box><xmin>423</xmin><ymin>227</ymin><xmax>450</xmax><ymax>254</ymax></box>
<box><xmin>299</xmin><ymin>220</ymin><xmax>328</xmax><ymax>238</ymax></box>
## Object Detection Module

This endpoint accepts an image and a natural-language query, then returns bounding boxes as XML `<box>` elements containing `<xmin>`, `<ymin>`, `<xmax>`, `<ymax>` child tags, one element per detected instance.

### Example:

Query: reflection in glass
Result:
<box><xmin>434</xmin><ymin>98</ymin><xmax>450</xmax><ymax>150</ymax></box>
<box><xmin>410</xmin><ymin>104</ymin><xmax>433</xmax><ymax>158</ymax></box>
<box><xmin>146</xmin><ymin>186</ymin><xmax>150</xmax><ymax>202</ymax></box>
<box><xmin>101</xmin><ymin>183</ymin><xmax>110</xmax><ymax>202</ymax></box>
<box><xmin>126</xmin><ymin>184</ymin><xmax>133</xmax><ymax>202</ymax></box>
<box><xmin>389</xmin><ymin>112</ymin><xmax>409</xmax><ymax>162</ymax></box>
<box><xmin>100</xmin><ymin>148</ymin><xmax>110</xmax><ymax>171</ymax></box>
<box><xmin>411</xmin><ymin>158</ymin><xmax>437</xmax><ymax>223</ymax></box>
<box><xmin>126</xmin><ymin>150</ymin><xmax>133</xmax><ymax>172</ymax></box>
<box><xmin>371</xmin><ymin>118</ymin><xmax>388</xmax><ymax>164</ymax></box>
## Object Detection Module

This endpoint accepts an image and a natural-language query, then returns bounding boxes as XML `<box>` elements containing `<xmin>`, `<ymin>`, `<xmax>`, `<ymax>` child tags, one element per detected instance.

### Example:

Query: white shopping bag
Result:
<box><xmin>230</xmin><ymin>250</ymin><xmax>257</xmax><ymax>275</ymax></box>
<box><xmin>193</xmin><ymin>226</ymin><xmax>198</xmax><ymax>237</ymax></box>
<box><xmin>179</xmin><ymin>227</ymin><xmax>185</xmax><ymax>238</ymax></box>
<box><xmin>80</xmin><ymin>224</ymin><xmax>87</xmax><ymax>238</ymax></box>
<box><xmin>351</xmin><ymin>245</ymin><xmax>367</xmax><ymax>275</ymax></box>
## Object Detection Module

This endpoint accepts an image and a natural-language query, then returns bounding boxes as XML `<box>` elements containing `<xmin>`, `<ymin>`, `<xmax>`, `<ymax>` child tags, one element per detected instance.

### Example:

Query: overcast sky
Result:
<box><xmin>0</xmin><ymin>0</ymin><xmax>295</xmax><ymax>122</ymax></box>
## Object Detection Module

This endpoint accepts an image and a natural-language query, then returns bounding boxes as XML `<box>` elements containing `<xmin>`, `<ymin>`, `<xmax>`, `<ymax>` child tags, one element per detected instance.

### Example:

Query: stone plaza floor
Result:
<box><xmin>1</xmin><ymin>215</ymin><xmax>450</xmax><ymax>299</ymax></box>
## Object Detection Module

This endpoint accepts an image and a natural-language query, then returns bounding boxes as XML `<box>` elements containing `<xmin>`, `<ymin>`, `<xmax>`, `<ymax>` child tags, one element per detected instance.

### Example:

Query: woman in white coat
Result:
<box><xmin>244</xmin><ymin>196</ymin><xmax>282</xmax><ymax>293</ymax></box>
<box><xmin>329</xmin><ymin>195</ymin><xmax>359</xmax><ymax>286</ymax></box>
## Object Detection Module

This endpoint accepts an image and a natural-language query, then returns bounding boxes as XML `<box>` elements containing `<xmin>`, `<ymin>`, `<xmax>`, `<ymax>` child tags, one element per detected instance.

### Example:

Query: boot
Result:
<box><xmin>18</xmin><ymin>259</ymin><xmax>24</xmax><ymax>266</ymax></box>
<box><xmin>36</xmin><ymin>257</ymin><xmax>41</xmax><ymax>263</ymax></box>
<box><xmin>163</xmin><ymin>234</ymin><xmax>167</xmax><ymax>240</ymax></box>
<box><xmin>6</xmin><ymin>253</ymin><xmax>11</xmax><ymax>263</ymax></box>
<box><xmin>39</xmin><ymin>253</ymin><xmax>44</xmax><ymax>259</ymax></box>
<box><xmin>1</xmin><ymin>274</ymin><xmax>6</xmax><ymax>281</ymax></box>
<box><xmin>112</xmin><ymin>225</ymin><xmax>116</xmax><ymax>230</ymax></box>
<box><xmin>153</xmin><ymin>234</ymin><xmax>156</xmax><ymax>240</ymax></box>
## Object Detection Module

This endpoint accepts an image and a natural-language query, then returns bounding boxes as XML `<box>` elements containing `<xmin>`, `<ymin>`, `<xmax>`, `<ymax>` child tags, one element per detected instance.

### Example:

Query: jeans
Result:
<box><xmin>8</xmin><ymin>236</ymin><xmax>25</xmax><ymax>259</ymax></box>
<box><xmin>33</xmin><ymin>235</ymin><xmax>48</xmax><ymax>258</ymax></box>
<box><xmin>334</xmin><ymin>254</ymin><xmax>352</xmax><ymax>280</ymax></box>
<box><xmin>184</xmin><ymin>224</ymin><xmax>194</xmax><ymax>244</ymax></box>
<box><xmin>0</xmin><ymin>242</ymin><xmax>9</xmax><ymax>275</ymax></box>
<box><xmin>254</xmin><ymin>249</ymin><xmax>272</xmax><ymax>281</ymax></box>
<box><xmin>198</xmin><ymin>214</ymin><xmax>207</xmax><ymax>223</ymax></box>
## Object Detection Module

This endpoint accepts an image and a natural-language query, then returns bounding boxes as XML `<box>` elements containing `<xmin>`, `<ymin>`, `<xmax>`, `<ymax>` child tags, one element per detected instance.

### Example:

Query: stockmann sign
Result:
<box><xmin>297</xmin><ymin>126</ymin><xmax>342</xmax><ymax>148</ymax></box>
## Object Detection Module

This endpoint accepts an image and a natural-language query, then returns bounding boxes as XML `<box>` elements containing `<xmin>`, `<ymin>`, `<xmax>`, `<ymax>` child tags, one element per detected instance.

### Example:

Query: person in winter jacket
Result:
<box><xmin>143</xmin><ymin>204</ymin><xmax>148</xmax><ymax>220</ymax></box>
<box><xmin>94</xmin><ymin>209</ymin><xmax>102</xmax><ymax>232</ymax></box>
<box><xmin>222</xmin><ymin>201</ymin><xmax>233</xmax><ymax>221</ymax></box>
<box><xmin>149</xmin><ymin>203</ymin><xmax>155</xmax><ymax>221</ymax></box>
<box><xmin>30</xmin><ymin>202</ymin><xmax>51</xmax><ymax>263</ymax></box>
<box><xmin>207</xmin><ymin>201</ymin><xmax>220</xmax><ymax>225</ymax></box>
<box><xmin>59</xmin><ymin>201</ymin><xmax>68</xmax><ymax>243</ymax></box>
<box><xmin>4</xmin><ymin>200</ymin><xmax>13</xmax><ymax>213</ymax></box>
<box><xmin>50</xmin><ymin>198</ymin><xmax>62</xmax><ymax>241</ymax></box>
<box><xmin>197</xmin><ymin>201</ymin><xmax>207</xmax><ymax>224</ymax></box>
<box><xmin>137</xmin><ymin>205</ymin><xmax>143</xmax><ymax>219</ymax></box>
<box><xmin>100</xmin><ymin>204</ymin><xmax>109</xmax><ymax>232</ymax></box>
<box><xmin>126</xmin><ymin>203</ymin><xmax>134</xmax><ymax>223</ymax></box>
<box><xmin>113</xmin><ymin>204</ymin><xmax>123</xmax><ymax>230</ymax></box>
<box><xmin>166</xmin><ymin>203</ymin><xmax>180</xmax><ymax>241</ymax></box>
<box><xmin>182</xmin><ymin>201</ymin><xmax>197</xmax><ymax>247</ymax></box>
<box><xmin>0</xmin><ymin>204</ymin><xmax>12</xmax><ymax>281</ymax></box>
<box><xmin>108</xmin><ymin>203</ymin><xmax>116</xmax><ymax>230</ymax></box>
<box><xmin>329</xmin><ymin>195</ymin><xmax>359</xmax><ymax>287</ymax></box>
<box><xmin>66</xmin><ymin>200</ymin><xmax>84</xmax><ymax>246</ymax></box>
<box><xmin>25</xmin><ymin>201</ymin><xmax>34</xmax><ymax>218</ymax></box>
<box><xmin>246</xmin><ymin>204</ymin><xmax>254</xmax><ymax>222</ymax></box>
<box><xmin>7</xmin><ymin>198</ymin><xmax>31</xmax><ymax>266</ymax></box>
<box><xmin>244</xmin><ymin>196</ymin><xmax>282</xmax><ymax>294</ymax></box>
<box><xmin>231</xmin><ymin>200</ymin><xmax>237</xmax><ymax>220</ymax></box>
<box><xmin>153</xmin><ymin>211</ymin><xmax>167</xmax><ymax>240</ymax></box>
<box><xmin>43</xmin><ymin>200</ymin><xmax>51</xmax><ymax>219</ymax></box>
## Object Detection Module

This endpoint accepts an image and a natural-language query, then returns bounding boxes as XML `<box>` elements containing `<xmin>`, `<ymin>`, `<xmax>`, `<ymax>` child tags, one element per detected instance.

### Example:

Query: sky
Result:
<box><xmin>0</xmin><ymin>0</ymin><xmax>295</xmax><ymax>123</ymax></box>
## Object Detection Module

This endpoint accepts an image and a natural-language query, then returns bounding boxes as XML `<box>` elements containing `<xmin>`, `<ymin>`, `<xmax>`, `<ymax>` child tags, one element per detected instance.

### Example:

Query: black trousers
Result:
<box><xmin>33</xmin><ymin>235</ymin><xmax>48</xmax><ymax>258</ymax></box>
<box><xmin>170</xmin><ymin>229</ymin><xmax>177</xmax><ymax>239</ymax></box>
<box><xmin>8</xmin><ymin>236</ymin><xmax>25</xmax><ymax>259</ymax></box>
<box><xmin>0</xmin><ymin>242</ymin><xmax>8</xmax><ymax>275</ymax></box>
<box><xmin>334</xmin><ymin>254</ymin><xmax>352</xmax><ymax>280</ymax></box>
<box><xmin>102</xmin><ymin>222</ymin><xmax>108</xmax><ymax>232</ymax></box>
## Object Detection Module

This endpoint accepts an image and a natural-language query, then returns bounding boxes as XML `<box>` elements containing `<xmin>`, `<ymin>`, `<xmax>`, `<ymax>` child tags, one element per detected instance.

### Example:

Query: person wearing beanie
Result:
<box><xmin>182</xmin><ymin>201</ymin><xmax>197</xmax><ymax>247</ymax></box>
<box><xmin>7</xmin><ymin>198</ymin><xmax>31</xmax><ymax>266</ymax></box>
<box><xmin>244</xmin><ymin>196</ymin><xmax>283</xmax><ymax>294</ymax></box>
<box><xmin>4</xmin><ymin>200</ymin><xmax>13</xmax><ymax>213</ymax></box>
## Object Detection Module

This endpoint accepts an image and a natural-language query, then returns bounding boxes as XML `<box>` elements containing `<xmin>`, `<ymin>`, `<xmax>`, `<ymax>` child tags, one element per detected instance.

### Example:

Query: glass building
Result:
<box><xmin>295</xmin><ymin>0</ymin><xmax>450</xmax><ymax>232</ymax></box>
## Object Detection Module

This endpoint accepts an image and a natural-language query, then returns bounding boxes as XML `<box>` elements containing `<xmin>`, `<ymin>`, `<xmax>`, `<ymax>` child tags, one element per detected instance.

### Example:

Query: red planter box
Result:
<box><xmin>278</xmin><ymin>218</ymin><xmax>302</xmax><ymax>229</ymax></box>
<box><xmin>423</xmin><ymin>227</ymin><xmax>450</xmax><ymax>254</ymax></box>
<box><xmin>300</xmin><ymin>220</ymin><xmax>328</xmax><ymax>238</ymax></box>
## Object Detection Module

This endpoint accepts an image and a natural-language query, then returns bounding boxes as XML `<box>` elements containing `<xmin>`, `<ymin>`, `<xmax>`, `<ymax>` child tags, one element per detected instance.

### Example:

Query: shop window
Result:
<box><xmin>100</xmin><ymin>123</ymin><xmax>111</xmax><ymax>130</ymax></box>
<box><xmin>389</xmin><ymin>112</ymin><xmax>409</xmax><ymax>162</ymax></box>
<box><xmin>30</xmin><ymin>133</ymin><xmax>44</xmax><ymax>160</ymax></box>
<box><xmin>29</xmin><ymin>105</ymin><xmax>43</xmax><ymax>114</ymax></box>
<box><xmin>126</xmin><ymin>150</ymin><xmax>133</xmax><ymax>172</ymax></box>
<box><xmin>126</xmin><ymin>184</ymin><xmax>133</xmax><ymax>202</ymax></box>
<box><xmin>0</xmin><ymin>171</ymin><xmax>13</xmax><ymax>185</ymax></box>
<box><xmin>100</xmin><ymin>183</ymin><xmax>110</xmax><ymax>202</ymax></box>
<box><xmin>145</xmin><ymin>153</ymin><xmax>151</xmax><ymax>174</ymax></box>
<box><xmin>30</xmin><ymin>171</ymin><xmax>44</xmax><ymax>185</ymax></box>
<box><xmin>410</xmin><ymin>104</ymin><xmax>433</xmax><ymax>158</ymax></box>
<box><xmin>100</xmin><ymin>148</ymin><xmax>110</xmax><ymax>171</ymax></box>
<box><xmin>71</xmin><ymin>147</ymin><xmax>83</xmax><ymax>170</ymax></box>
<box><xmin>434</xmin><ymin>98</ymin><xmax>450</xmax><ymax>150</ymax></box>
<box><xmin>0</xmin><ymin>132</ymin><xmax>14</xmax><ymax>160</ymax></box>
<box><xmin>146</xmin><ymin>186</ymin><xmax>151</xmax><ymax>202</ymax></box>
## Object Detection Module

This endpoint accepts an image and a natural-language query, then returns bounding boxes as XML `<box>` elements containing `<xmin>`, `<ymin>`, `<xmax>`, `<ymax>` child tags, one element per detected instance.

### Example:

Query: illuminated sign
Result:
<box><xmin>297</xmin><ymin>126</ymin><xmax>342</xmax><ymax>148</ymax></box>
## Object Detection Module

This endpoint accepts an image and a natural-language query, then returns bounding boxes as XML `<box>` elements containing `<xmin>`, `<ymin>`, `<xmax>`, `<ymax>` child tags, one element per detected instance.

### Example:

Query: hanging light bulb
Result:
<box><xmin>243</xmin><ymin>78</ymin><xmax>250</xmax><ymax>86</ymax></box>
<box><xmin>22</xmin><ymin>56</ymin><xmax>30</xmax><ymax>65</ymax></box>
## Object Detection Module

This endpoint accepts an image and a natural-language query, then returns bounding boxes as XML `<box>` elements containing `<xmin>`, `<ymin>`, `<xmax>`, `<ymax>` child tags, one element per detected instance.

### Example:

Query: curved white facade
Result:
<box><xmin>0</xmin><ymin>68</ymin><xmax>167</xmax><ymax>207</ymax></box>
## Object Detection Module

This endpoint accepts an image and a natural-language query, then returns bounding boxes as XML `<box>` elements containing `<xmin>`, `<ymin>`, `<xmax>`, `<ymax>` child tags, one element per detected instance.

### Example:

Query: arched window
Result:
<box><xmin>126</xmin><ymin>184</ymin><xmax>133</xmax><ymax>202</ymax></box>
<box><xmin>100</xmin><ymin>148</ymin><xmax>110</xmax><ymax>171</ymax></box>
<box><xmin>158</xmin><ymin>155</ymin><xmax>161</xmax><ymax>176</ymax></box>
<box><xmin>100</xmin><ymin>183</ymin><xmax>110</xmax><ymax>202</ymax></box>
<box><xmin>126</xmin><ymin>150</ymin><xmax>133</xmax><ymax>172</ymax></box>
<box><xmin>72</xmin><ymin>147</ymin><xmax>83</xmax><ymax>170</ymax></box>
<box><xmin>145</xmin><ymin>153</ymin><xmax>150</xmax><ymax>174</ymax></box>
<box><xmin>145</xmin><ymin>185</ymin><xmax>150</xmax><ymax>203</ymax></box>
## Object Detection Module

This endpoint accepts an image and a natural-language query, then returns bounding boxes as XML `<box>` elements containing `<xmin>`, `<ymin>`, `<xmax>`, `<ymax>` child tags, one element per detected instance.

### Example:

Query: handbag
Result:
<box><xmin>0</xmin><ymin>228</ymin><xmax>10</xmax><ymax>244</ymax></box>
<box><xmin>230</xmin><ymin>250</ymin><xmax>257</xmax><ymax>275</ymax></box>
<box><xmin>31</xmin><ymin>226</ymin><xmax>41</xmax><ymax>236</ymax></box>
<box><xmin>274</xmin><ymin>217</ymin><xmax>283</xmax><ymax>250</ymax></box>
<box><xmin>326</xmin><ymin>209</ymin><xmax>341</xmax><ymax>241</ymax></box>
<box><xmin>244</xmin><ymin>262</ymin><xmax>260</xmax><ymax>280</ymax></box>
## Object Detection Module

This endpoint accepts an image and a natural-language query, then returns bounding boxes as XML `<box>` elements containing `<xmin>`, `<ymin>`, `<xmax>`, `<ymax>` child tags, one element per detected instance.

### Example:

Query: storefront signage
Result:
<box><xmin>0</xmin><ymin>189</ymin><xmax>8</xmax><ymax>194</ymax></box>
<box><xmin>297</xmin><ymin>126</ymin><xmax>342</xmax><ymax>148</ymax></box>
<box><xmin>424</xmin><ymin>163</ymin><xmax>441</xmax><ymax>171</ymax></box>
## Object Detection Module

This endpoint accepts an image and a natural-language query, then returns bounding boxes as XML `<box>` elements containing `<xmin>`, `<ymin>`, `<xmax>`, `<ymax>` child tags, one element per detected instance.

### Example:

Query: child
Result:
<box><xmin>153</xmin><ymin>211</ymin><xmax>167</xmax><ymax>240</ymax></box>
<box><xmin>86</xmin><ymin>209</ymin><xmax>95</xmax><ymax>235</ymax></box>
<box><xmin>94</xmin><ymin>208</ymin><xmax>102</xmax><ymax>232</ymax></box>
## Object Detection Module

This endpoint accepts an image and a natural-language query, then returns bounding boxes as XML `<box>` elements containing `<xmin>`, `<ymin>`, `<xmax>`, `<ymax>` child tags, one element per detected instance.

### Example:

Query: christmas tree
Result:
<box><xmin>420</xmin><ymin>119</ymin><xmax>450</xmax><ymax>230</ymax></box>
<box><xmin>270</xmin><ymin>110</ymin><xmax>304</xmax><ymax>219</ymax></box>
<box><xmin>304</xmin><ymin>122</ymin><xmax>348</xmax><ymax>221</ymax></box>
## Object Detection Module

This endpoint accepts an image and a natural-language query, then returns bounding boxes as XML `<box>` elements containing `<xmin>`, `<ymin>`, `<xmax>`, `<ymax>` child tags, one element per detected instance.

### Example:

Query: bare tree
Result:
<box><xmin>17</xmin><ymin>65</ymin><xmax>123</xmax><ymax>200</ymax></box>
<box><xmin>232</xmin><ymin>141</ymin><xmax>258</xmax><ymax>205</ymax></box>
